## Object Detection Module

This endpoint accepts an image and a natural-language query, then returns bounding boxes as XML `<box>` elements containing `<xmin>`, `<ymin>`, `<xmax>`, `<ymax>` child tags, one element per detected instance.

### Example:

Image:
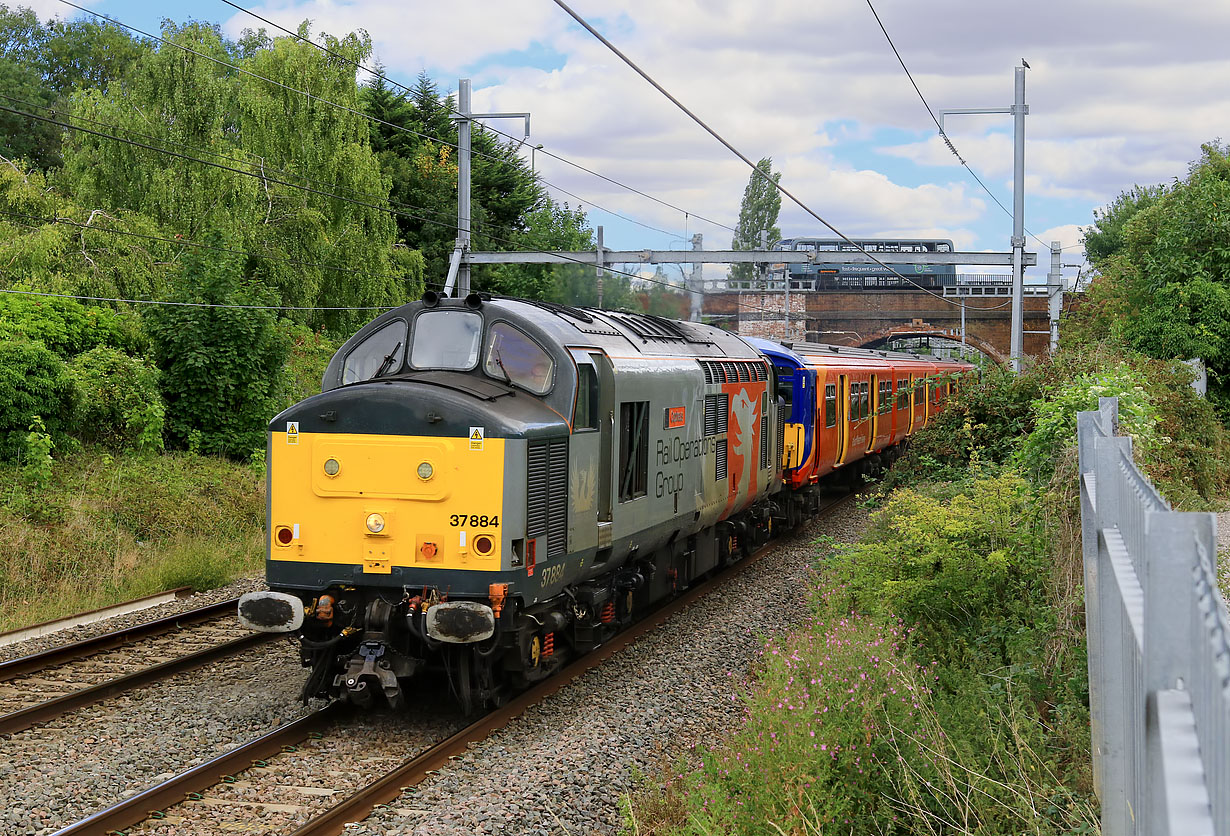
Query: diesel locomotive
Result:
<box><xmin>239</xmin><ymin>292</ymin><xmax>972</xmax><ymax>712</ymax></box>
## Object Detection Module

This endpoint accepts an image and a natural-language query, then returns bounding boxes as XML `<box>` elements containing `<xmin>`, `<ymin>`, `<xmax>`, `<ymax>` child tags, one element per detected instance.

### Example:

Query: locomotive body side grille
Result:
<box><xmin>760</xmin><ymin>392</ymin><xmax>770</xmax><ymax>470</ymax></box>
<box><xmin>527</xmin><ymin>437</ymin><xmax>569</xmax><ymax>556</ymax></box>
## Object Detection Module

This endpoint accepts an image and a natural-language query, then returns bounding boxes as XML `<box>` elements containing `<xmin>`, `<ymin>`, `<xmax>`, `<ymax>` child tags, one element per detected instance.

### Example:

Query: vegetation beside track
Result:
<box><xmin>0</xmin><ymin>449</ymin><xmax>265</xmax><ymax>632</ymax></box>
<box><xmin>623</xmin><ymin>343</ymin><xmax>1229</xmax><ymax>835</ymax></box>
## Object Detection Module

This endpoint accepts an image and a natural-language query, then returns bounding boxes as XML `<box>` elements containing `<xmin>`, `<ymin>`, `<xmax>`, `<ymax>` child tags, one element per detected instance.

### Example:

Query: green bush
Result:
<box><xmin>66</xmin><ymin>345</ymin><xmax>164</xmax><ymax>452</ymax></box>
<box><xmin>147</xmin><ymin>229</ymin><xmax>290</xmax><ymax>458</ymax></box>
<box><xmin>835</xmin><ymin>472</ymin><xmax>1052</xmax><ymax>677</ymax></box>
<box><xmin>0</xmin><ymin>338</ymin><xmax>76</xmax><ymax>461</ymax></box>
<box><xmin>273</xmin><ymin>321</ymin><xmax>341</xmax><ymax>413</ymax></box>
<box><xmin>0</xmin><ymin>294</ymin><xmax>147</xmax><ymax>357</ymax></box>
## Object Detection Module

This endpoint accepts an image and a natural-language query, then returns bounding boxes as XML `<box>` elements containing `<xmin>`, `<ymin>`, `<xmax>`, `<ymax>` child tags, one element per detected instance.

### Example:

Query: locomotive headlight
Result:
<box><xmin>365</xmin><ymin>513</ymin><xmax>386</xmax><ymax>534</ymax></box>
<box><xmin>416</xmin><ymin>461</ymin><xmax>434</xmax><ymax>481</ymax></box>
<box><xmin>323</xmin><ymin>458</ymin><xmax>341</xmax><ymax>477</ymax></box>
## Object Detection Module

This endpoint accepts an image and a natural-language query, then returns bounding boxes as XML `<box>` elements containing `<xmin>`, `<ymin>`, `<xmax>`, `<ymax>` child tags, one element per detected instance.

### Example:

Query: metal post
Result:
<box><xmin>938</xmin><ymin>66</ymin><xmax>1029</xmax><ymax>372</ymax></box>
<box><xmin>456</xmin><ymin>79</ymin><xmax>472</xmax><ymax>298</ymax></box>
<box><xmin>689</xmin><ymin>233</ymin><xmax>703</xmax><ymax>322</ymax></box>
<box><xmin>1048</xmin><ymin>241</ymin><xmax>1062</xmax><ymax>354</ymax></box>
<box><xmin>596</xmin><ymin>225</ymin><xmax>604</xmax><ymax>309</ymax></box>
<box><xmin>960</xmin><ymin>300</ymin><xmax>966</xmax><ymax>357</ymax></box>
<box><xmin>1009</xmin><ymin>65</ymin><xmax>1026</xmax><ymax>373</ymax></box>
<box><xmin>452</xmin><ymin>79</ymin><xmax>530</xmax><ymax>298</ymax></box>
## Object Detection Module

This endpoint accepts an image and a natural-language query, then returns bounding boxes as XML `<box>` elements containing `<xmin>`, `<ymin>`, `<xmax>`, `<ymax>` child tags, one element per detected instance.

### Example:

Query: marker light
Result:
<box><xmin>416</xmin><ymin>461</ymin><xmax>434</xmax><ymax>480</ymax></box>
<box><xmin>365</xmin><ymin>513</ymin><xmax>386</xmax><ymax>534</ymax></box>
<box><xmin>323</xmin><ymin>458</ymin><xmax>340</xmax><ymax>476</ymax></box>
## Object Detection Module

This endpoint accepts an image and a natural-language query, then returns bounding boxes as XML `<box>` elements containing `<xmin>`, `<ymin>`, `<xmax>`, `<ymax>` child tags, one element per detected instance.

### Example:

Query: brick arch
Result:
<box><xmin>858</xmin><ymin>328</ymin><xmax>1007</xmax><ymax>365</ymax></box>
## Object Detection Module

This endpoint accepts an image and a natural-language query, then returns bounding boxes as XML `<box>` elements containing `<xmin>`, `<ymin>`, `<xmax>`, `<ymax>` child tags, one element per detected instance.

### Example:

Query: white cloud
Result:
<box><xmin>206</xmin><ymin>0</ymin><xmax>1230</xmax><ymax>256</ymax></box>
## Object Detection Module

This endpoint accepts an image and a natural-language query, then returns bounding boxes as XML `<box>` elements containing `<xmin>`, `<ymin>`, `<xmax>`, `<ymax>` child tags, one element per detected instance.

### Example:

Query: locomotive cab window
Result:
<box><xmin>573</xmin><ymin>365</ymin><xmax>599</xmax><ymax>429</ymax></box>
<box><xmin>342</xmin><ymin>319</ymin><xmax>408</xmax><ymax>384</ymax></box>
<box><xmin>409</xmin><ymin>310</ymin><xmax>482</xmax><ymax>371</ymax></box>
<box><xmin>483</xmin><ymin>322</ymin><xmax>554</xmax><ymax>394</ymax></box>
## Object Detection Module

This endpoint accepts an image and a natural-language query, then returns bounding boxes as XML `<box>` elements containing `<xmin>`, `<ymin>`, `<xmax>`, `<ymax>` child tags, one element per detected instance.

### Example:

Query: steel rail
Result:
<box><xmin>49</xmin><ymin>702</ymin><xmax>347</xmax><ymax>836</ymax></box>
<box><xmin>0</xmin><ymin>587</ymin><xmax>194</xmax><ymax>649</ymax></box>
<box><xmin>0</xmin><ymin>597</ymin><xmax>240</xmax><ymax>683</ymax></box>
<box><xmin>292</xmin><ymin>492</ymin><xmax>855</xmax><ymax>836</ymax></box>
<box><xmin>49</xmin><ymin>493</ymin><xmax>854</xmax><ymax>836</ymax></box>
<box><xmin>0</xmin><ymin>631</ymin><xmax>279</xmax><ymax>735</ymax></box>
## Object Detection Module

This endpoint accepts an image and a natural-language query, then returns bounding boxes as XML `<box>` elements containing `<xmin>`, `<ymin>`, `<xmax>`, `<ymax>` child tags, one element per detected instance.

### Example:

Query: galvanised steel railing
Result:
<box><xmin>1078</xmin><ymin>396</ymin><xmax>1230</xmax><ymax>835</ymax></box>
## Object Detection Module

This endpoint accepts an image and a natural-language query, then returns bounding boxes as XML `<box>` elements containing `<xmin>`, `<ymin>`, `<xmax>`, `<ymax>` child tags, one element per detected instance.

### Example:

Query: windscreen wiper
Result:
<box><xmin>370</xmin><ymin>341</ymin><xmax>402</xmax><ymax>379</ymax></box>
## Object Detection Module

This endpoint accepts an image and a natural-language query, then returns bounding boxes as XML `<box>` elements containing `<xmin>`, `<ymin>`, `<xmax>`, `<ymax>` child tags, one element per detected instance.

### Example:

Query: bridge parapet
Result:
<box><xmin>1078</xmin><ymin>396</ymin><xmax>1230</xmax><ymax>834</ymax></box>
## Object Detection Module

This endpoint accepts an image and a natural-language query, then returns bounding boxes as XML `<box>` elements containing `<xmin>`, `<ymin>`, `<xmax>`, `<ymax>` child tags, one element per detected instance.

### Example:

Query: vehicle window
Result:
<box><xmin>619</xmin><ymin>401</ymin><xmax>649</xmax><ymax>499</ymax></box>
<box><xmin>483</xmin><ymin>321</ymin><xmax>554</xmax><ymax>394</ymax></box>
<box><xmin>824</xmin><ymin>383</ymin><xmax>836</xmax><ymax>428</ymax></box>
<box><xmin>342</xmin><ymin>319</ymin><xmax>408</xmax><ymax>384</ymax></box>
<box><xmin>574</xmin><ymin>365</ymin><xmax>598</xmax><ymax>429</ymax></box>
<box><xmin>409</xmin><ymin>310</ymin><xmax>482</xmax><ymax>371</ymax></box>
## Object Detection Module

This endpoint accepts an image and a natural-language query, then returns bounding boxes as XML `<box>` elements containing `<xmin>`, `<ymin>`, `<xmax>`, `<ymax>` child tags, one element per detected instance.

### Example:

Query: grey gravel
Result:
<box><xmin>0</xmin><ymin>636</ymin><xmax>309</xmax><ymax>835</ymax></box>
<box><xmin>0</xmin><ymin>577</ymin><xmax>268</xmax><ymax>665</ymax></box>
<box><xmin>344</xmin><ymin>497</ymin><xmax>870</xmax><ymax>836</ymax></box>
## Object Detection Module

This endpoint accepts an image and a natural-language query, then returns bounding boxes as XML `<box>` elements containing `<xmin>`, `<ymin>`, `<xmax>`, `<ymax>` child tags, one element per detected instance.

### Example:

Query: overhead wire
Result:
<box><xmin>862</xmin><ymin>0</ymin><xmax>1072</xmax><ymax>255</ymax></box>
<box><xmin>216</xmin><ymin>0</ymin><xmax>735</xmax><ymax>237</ymax></box>
<box><xmin>0</xmin><ymin>114</ymin><xmax>802</xmax><ymax>321</ymax></box>
<box><xmin>549</xmin><ymin>0</ymin><xmax>1011</xmax><ymax>313</ymax></box>
<box><xmin>60</xmin><ymin>0</ymin><xmax>690</xmax><ymax>242</ymax></box>
<box><xmin>12</xmin><ymin>4</ymin><xmax>919</xmax><ymax>328</ymax></box>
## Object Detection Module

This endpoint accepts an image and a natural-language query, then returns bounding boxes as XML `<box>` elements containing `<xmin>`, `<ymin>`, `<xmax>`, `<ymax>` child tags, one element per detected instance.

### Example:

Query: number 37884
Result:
<box><xmin>449</xmin><ymin>514</ymin><xmax>499</xmax><ymax>528</ymax></box>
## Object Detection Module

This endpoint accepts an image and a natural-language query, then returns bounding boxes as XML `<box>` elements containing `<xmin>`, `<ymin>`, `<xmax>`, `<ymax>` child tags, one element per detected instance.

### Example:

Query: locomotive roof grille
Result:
<box><xmin>699</xmin><ymin>359</ymin><xmax>769</xmax><ymax>384</ymax></box>
<box><xmin>601</xmin><ymin>311</ymin><xmax>687</xmax><ymax>342</ymax></box>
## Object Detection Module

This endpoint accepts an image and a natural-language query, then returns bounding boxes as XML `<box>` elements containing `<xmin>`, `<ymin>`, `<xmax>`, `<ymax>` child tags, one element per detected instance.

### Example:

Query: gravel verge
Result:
<box><xmin>344</xmin><ymin>497</ymin><xmax>870</xmax><ymax>836</ymax></box>
<box><xmin>0</xmin><ymin>577</ymin><xmax>267</xmax><ymax>665</ymax></box>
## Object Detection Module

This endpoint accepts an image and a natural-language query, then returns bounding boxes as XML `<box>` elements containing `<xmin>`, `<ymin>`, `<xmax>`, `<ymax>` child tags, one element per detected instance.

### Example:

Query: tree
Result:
<box><xmin>729</xmin><ymin>157</ymin><xmax>782</xmax><ymax>282</ymax></box>
<box><xmin>368</xmin><ymin>72</ymin><xmax>543</xmax><ymax>289</ymax></box>
<box><xmin>1081</xmin><ymin>184</ymin><xmax>1164</xmax><ymax>266</ymax></box>
<box><xmin>1072</xmin><ymin>143</ymin><xmax>1230</xmax><ymax>414</ymax></box>
<box><xmin>58</xmin><ymin>21</ymin><xmax>412</xmax><ymax>334</ymax></box>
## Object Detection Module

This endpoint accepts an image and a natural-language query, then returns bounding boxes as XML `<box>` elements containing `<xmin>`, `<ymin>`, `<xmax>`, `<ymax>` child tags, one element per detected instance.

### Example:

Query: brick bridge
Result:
<box><xmin>702</xmin><ymin>288</ymin><xmax>1054</xmax><ymax>362</ymax></box>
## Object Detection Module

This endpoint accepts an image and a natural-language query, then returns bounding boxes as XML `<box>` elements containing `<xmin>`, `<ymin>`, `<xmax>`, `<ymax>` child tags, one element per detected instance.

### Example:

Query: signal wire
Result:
<box><xmin>550</xmin><ymin>0</ymin><xmax>1011</xmax><ymax>312</ymax></box>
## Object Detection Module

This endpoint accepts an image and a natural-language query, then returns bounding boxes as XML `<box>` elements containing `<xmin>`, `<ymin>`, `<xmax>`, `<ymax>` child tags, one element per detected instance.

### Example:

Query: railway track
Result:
<box><xmin>0</xmin><ymin>598</ymin><xmax>277</xmax><ymax>735</ymax></box>
<box><xmin>54</xmin><ymin>493</ymin><xmax>854</xmax><ymax>836</ymax></box>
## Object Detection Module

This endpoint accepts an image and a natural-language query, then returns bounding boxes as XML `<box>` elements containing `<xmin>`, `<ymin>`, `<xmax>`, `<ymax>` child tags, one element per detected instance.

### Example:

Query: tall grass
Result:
<box><xmin>0</xmin><ymin>447</ymin><xmax>264</xmax><ymax>631</ymax></box>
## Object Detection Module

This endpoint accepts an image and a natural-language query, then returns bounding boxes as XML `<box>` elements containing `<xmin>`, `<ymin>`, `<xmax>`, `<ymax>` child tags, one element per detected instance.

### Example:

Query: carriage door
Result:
<box><xmin>568</xmin><ymin>349</ymin><xmax>615</xmax><ymax>554</ymax></box>
<box><xmin>835</xmin><ymin>374</ymin><xmax>849</xmax><ymax>465</ymax></box>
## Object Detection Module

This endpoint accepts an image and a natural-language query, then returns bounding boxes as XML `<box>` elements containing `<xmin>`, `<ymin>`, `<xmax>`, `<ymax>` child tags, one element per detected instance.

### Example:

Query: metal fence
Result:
<box><xmin>1078</xmin><ymin>396</ymin><xmax>1230</xmax><ymax>835</ymax></box>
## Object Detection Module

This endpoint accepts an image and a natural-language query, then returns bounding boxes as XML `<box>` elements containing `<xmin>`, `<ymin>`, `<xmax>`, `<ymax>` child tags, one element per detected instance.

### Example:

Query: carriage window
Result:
<box><xmin>896</xmin><ymin>378</ymin><xmax>909</xmax><ymax>410</ymax></box>
<box><xmin>342</xmin><ymin>319</ymin><xmax>408</xmax><ymax>384</ymax></box>
<box><xmin>483</xmin><ymin>322</ymin><xmax>555</xmax><ymax>394</ymax></box>
<box><xmin>824</xmin><ymin>383</ymin><xmax>836</xmax><ymax>428</ymax></box>
<box><xmin>410</xmin><ymin>310</ymin><xmax>481</xmax><ymax>371</ymax></box>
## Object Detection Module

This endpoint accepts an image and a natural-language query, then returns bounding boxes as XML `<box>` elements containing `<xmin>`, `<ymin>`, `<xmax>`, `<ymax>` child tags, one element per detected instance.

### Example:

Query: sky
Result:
<box><xmin>19</xmin><ymin>0</ymin><xmax>1230</xmax><ymax>287</ymax></box>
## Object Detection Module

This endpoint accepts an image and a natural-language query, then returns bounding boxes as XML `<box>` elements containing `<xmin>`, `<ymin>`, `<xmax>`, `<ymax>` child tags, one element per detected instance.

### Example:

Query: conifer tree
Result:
<box><xmin>730</xmin><ymin>157</ymin><xmax>782</xmax><ymax>282</ymax></box>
